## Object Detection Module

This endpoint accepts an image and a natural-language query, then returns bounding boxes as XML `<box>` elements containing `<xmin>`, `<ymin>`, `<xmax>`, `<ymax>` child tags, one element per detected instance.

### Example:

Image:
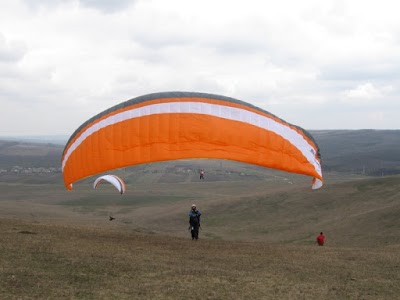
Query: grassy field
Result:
<box><xmin>1</xmin><ymin>172</ymin><xmax>400</xmax><ymax>299</ymax></box>
<box><xmin>1</xmin><ymin>219</ymin><xmax>399</xmax><ymax>300</ymax></box>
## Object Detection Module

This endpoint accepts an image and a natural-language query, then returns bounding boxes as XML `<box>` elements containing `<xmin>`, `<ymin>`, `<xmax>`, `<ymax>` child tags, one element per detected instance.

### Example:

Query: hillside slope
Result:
<box><xmin>311</xmin><ymin>130</ymin><xmax>400</xmax><ymax>175</ymax></box>
<box><xmin>111</xmin><ymin>174</ymin><xmax>399</xmax><ymax>247</ymax></box>
<box><xmin>196</xmin><ymin>175</ymin><xmax>400</xmax><ymax>247</ymax></box>
<box><xmin>1</xmin><ymin>174</ymin><xmax>398</xmax><ymax>248</ymax></box>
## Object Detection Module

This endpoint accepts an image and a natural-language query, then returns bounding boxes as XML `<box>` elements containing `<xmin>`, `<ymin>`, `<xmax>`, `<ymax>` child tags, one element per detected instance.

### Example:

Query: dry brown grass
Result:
<box><xmin>1</xmin><ymin>218</ymin><xmax>399</xmax><ymax>300</ymax></box>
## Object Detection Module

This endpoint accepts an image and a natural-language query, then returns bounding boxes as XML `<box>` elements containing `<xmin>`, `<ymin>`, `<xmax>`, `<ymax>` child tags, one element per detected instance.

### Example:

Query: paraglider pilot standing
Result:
<box><xmin>189</xmin><ymin>204</ymin><xmax>201</xmax><ymax>240</ymax></box>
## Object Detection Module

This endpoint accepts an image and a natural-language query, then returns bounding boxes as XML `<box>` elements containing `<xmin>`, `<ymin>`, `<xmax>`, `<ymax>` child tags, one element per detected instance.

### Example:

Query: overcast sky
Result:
<box><xmin>1</xmin><ymin>0</ymin><xmax>399</xmax><ymax>136</ymax></box>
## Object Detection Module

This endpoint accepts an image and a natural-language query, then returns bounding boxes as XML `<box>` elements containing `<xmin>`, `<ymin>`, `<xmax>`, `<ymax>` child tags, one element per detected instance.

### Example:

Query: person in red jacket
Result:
<box><xmin>316</xmin><ymin>232</ymin><xmax>325</xmax><ymax>246</ymax></box>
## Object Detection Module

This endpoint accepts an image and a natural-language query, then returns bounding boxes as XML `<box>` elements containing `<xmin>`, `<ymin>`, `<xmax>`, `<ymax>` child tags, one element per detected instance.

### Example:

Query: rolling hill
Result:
<box><xmin>312</xmin><ymin>130</ymin><xmax>400</xmax><ymax>175</ymax></box>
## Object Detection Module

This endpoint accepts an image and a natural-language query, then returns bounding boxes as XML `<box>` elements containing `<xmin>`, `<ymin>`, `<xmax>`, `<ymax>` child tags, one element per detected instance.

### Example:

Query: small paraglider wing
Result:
<box><xmin>62</xmin><ymin>91</ymin><xmax>323</xmax><ymax>190</ymax></box>
<box><xmin>312</xmin><ymin>177</ymin><xmax>323</xmax><ymax>190</ymax></box>
<box><xmin>93</xmin><ymin>175</ymin><xmax>126</xmax><ymax>194</ymax></box>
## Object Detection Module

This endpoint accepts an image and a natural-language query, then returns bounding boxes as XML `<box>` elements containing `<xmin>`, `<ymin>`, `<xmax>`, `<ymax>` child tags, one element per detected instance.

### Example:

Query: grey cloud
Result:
<box><xmin>79</xmin><ymin>0</ymin><xmax>137</xmax><ymax>13</ymax></box>
<box><xmin>21</xmin><ymin>0</ymin><xmax>65</xmax><ymax>10</ymax></box>
<box><xmin>22</xmin><ymin>0</ymin><xmax>137</xmax><ymax>13</ymax></box>
<box><xmin>211</xmin><ymin>38</ymin><xmax>268</xmax><ymax>55</ymax></box>
<box><xmin>319</xmin><ymin>62</ymin><xmax>400</xmax><ymax>82</ymax></box>
<box><xmin>132</xmin><ymin>31</ymin><xmax>192</xmax><ymax>49</ymax></box>
<box><xmin>0</xmin><ymin>68</ymin><xmax>63</xmax><ymax>106</ymax></box>
<box><xmin>0</xmin><ymin>63</ymin><xmax>22</xmax><ymax>79</ymax></box>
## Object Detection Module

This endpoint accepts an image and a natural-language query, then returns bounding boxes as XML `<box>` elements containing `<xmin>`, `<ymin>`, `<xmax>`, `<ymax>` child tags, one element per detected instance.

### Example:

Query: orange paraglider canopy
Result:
<box><xmin>62</xmin><ymin>92</ymin><xmax>323</xmax><ymax>190</ymax></box>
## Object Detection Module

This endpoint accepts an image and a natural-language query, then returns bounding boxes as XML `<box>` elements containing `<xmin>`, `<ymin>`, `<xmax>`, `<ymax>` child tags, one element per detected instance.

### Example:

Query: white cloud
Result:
<box><xmin>0</xmin><ymin>0</ymin><xmax>400</xmax><ymax>135</ymax></box>
<box><xmin>342</xmin><ymin>83</ymin><xmax>393</xmax><ymax>102</ymax></box>
<box><xmin>0</xmin><ymin>33</ymin><xmax>27</xmax><ymax>62</ymax></box>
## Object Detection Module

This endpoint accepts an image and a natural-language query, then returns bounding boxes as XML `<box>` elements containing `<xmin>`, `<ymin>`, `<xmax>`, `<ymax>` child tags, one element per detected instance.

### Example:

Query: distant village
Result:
<box><xmin>0</xmin><ymin>166</ymin><xmax>62</xmax><ymax>175</ymax></box>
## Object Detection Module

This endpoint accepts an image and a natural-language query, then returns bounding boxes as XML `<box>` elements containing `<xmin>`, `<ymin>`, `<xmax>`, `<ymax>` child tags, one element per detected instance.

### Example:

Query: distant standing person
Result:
<box><xmin>199</xmin><ymin>169</ymin><xmax>205</xmax><ymax>180</ymax></box>
<box><xmin>316</xmin><ymin>232</ymin><xmax>325</xmax><ymax>246</ymax></box>
<box><xmin>189</xmin><ymin>204</ymin><xmax>202</xmax><ymax>240</ymax></box>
